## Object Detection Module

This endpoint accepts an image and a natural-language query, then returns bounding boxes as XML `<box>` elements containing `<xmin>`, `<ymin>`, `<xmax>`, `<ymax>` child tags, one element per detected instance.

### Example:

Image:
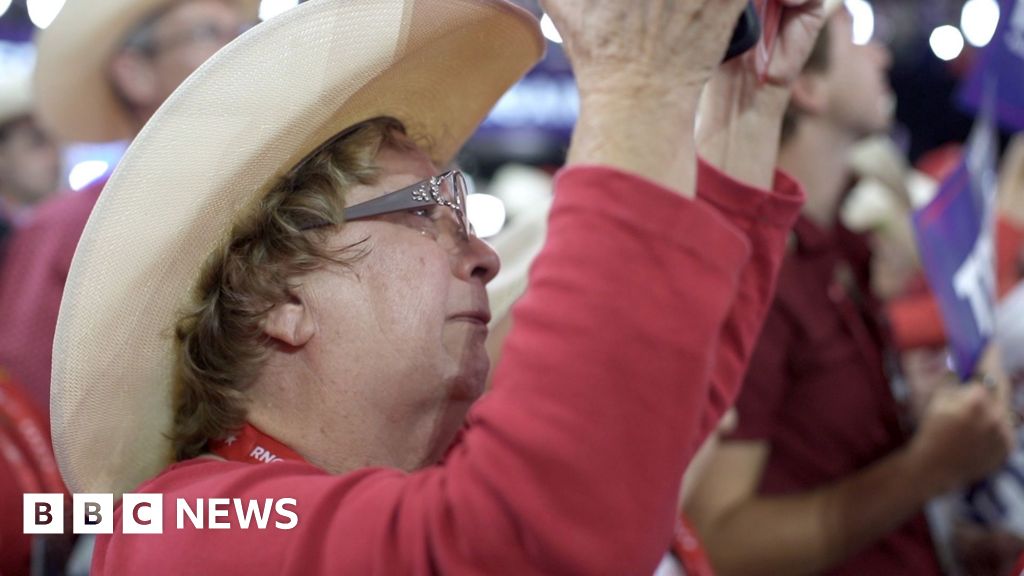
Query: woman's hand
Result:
<box><xmin>541</xmin><ymin>0</ymin><xmax>749</xmax><ymax>197</ymax></box>
<box><xmin>697</xmin><ymin>0</ymin><xmax>827</xmax><ymax>189</ymax></box>
<box><xmin>540</xmin><ymin>0</ymin><xmax>750</xmax><ymax>97</ymax></box>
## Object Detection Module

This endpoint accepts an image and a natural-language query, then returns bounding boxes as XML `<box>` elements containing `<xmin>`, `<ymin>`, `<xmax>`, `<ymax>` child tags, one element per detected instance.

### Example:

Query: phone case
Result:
<box><xmin>754</xmin><ymin>0</ymin><xmax>784</xmax><ymax>80</ymax></box>
<box><xmin>724</xmin><ymin>2</ymin><xmax>761</xmax><ymax>62</ymax></box>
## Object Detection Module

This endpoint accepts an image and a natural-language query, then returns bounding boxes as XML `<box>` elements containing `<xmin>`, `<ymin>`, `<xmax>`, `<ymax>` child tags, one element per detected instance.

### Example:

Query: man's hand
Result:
<box><xmin>697</xmin><ymin>0</ymin><xmax>826</xmax><ymax>188</ymax></box>
<box><xmin>908</xmin><ymin>363</ymin><xmax>1015</xmax><ymax>495</ymax></box>
<box><xmin>541</xmin><ymin>0</ymin><xmax>748</xmax><ymax>197</ymax></box>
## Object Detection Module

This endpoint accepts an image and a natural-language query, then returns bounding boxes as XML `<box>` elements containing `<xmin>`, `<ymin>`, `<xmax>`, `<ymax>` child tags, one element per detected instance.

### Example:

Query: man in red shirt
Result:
<box><xmin>0</xmin><ymin>74</ymin><xmax>61</xmax><ymax>241</ymax></box>
<box><xmin>0</xmin><ymin>0</ymin><xmax>256</xmax><ymax>416</ymax></box>
<box><xmin>47</xmin><ymin>0</ymin><xmax>829</xmax><ymax>573</ymax></box>
<box><xmin>687</xmin><ymin>4</ymin><xmax>1015</xmax><ymax>576</ymax></box>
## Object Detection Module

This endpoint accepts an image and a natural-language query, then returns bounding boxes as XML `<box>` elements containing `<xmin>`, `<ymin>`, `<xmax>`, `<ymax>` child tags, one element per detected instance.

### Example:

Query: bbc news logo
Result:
<box><xmin>24</xmin><ymin>494</ymin><xmax>298</xmax><ymax>534</ymax></box>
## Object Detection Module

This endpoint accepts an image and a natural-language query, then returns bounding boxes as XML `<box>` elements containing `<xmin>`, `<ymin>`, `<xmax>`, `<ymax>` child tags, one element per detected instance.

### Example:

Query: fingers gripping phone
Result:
<box><xmin>724</xmin><ymin>2</ymin><xmax>761</xmax><ymax>61</ymax></box>
<box><xmin>724</xmin><ymin>0</ymin><xmax>784</xmax><ymax>80</ymax></box>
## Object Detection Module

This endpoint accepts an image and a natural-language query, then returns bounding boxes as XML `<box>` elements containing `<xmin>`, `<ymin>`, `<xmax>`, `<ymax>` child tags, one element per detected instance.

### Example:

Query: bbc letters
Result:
<box><xmin>24</xmin><ymin>493</ymin><xmax>298</xmax><ymax>534</ymax></box>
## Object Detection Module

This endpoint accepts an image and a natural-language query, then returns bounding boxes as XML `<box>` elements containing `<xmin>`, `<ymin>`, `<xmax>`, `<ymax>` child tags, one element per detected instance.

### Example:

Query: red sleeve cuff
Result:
<box><xmin>695</xmin><ymin>158</ymin><xmax>805</xmax><ymax>229</ymax></box>
<box><xmin>552</xmin><ymin>165</ymin><xmax>751</xmax><ymax>274</ymax></box>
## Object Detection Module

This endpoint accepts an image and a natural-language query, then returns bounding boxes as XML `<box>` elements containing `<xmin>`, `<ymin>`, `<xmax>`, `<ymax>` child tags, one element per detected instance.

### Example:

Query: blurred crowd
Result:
<box><xmin>0</xmin><ymin>0</ymin><xmax>1023</xmax><ymax>575</ymax></box>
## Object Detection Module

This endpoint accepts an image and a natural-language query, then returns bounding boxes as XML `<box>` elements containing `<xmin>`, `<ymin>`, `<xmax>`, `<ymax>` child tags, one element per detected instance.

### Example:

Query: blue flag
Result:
<box><xmin>913</xmin><ymin>88</ymin><xmax>999</xmax><ymax>380</ymax></box>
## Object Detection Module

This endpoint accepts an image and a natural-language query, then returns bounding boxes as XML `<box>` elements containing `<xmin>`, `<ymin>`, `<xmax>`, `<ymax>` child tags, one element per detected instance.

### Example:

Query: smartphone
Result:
<box><xmin>724</xmin><ymin>2</ymin><xmax>760</xmax><ymax>62</ymax></box>
<box><xmin>753</xmin><ymin>0</ymin><xmax>784</xmax><ymax>79</ymax></box>
<box><xmin>723</xmin><ymin>0</ymin><xmax>785</xmax><ymax>82</ymax></box>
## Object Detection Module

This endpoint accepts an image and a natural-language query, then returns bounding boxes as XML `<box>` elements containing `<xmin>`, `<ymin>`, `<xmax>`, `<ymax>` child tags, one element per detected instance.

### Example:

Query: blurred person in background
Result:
<box><xmin>46</xmin><ymin>0</ymin><xmax>830</xmax><ymax>573</ymax></box>
<box><xmin>0</xmin><ymin>0</ymin><xmax>257</xmax><ymax>416</ymax></box>
<box><xmin>0</xmin><ymin>368</ymin><xmax>67</xmax><ymax>576</ymax></box>
<box><xmin>0</xmin><ymin>73</ymin><xmax>61</xmax><ymax>252</ymax></box>
<box><xmin>997</xmin><ymin>135</ymin><xmax>1024</xmax><ymax>297</ymax></box>
<box><xmin>0</xmin><ymin>77</ymin><xmax>64</xmax><ymax>576</ymax></box>
<box><xmin>686</xmin><ymin>3</ymin><xmax>1015</xmax><ymax>575</ymax></box>
<box><xmin>841</xmin><ymin>136</ymin><xmax>1024</xmax><ymax>576</ymax></box>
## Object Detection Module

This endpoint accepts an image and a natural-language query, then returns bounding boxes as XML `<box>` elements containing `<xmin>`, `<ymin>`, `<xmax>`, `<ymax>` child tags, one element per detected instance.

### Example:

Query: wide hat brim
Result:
<box><xmin>51</xmin><ymin>0</ymin><xmax>544</xmax><ymax>498</ymax></box>
<box><xmin>34</xmin><ymin>0</ymin><xmax>259</xmax><ymax>143</ymax></box>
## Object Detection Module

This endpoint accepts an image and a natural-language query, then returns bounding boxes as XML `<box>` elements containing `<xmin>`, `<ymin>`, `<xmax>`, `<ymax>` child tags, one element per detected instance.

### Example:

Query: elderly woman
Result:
<box><xmin>52</xmin><ymin>0</ymin><xmax>821</xmax><ymax>573</ymax></box>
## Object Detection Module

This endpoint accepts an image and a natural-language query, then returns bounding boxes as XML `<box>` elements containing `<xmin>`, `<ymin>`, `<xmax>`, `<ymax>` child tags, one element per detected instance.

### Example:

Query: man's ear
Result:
<box><xmin>263</xmin><ymin>291</ymin><xmax>316</xmax><ymax>348</ymax></box>
<box><xmin>790</xmin><ymin>72</ymin><xmax>829</xmax><ymax>117</ymax></box>
<box><xmin>109</xmin><ymin>50</ymin><xmax>158</xmax><ymax>112</ymax></box>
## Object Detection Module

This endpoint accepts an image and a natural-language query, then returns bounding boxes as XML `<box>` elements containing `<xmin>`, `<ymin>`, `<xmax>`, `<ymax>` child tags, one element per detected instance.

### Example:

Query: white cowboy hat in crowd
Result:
<box><xmin>51</xmin><ymin>0</ymin><xmax>543</xmax><ymax>498</ymax></box>
<box><xmin>34</xmin><ymin>0</ymin><xmax>259</xmax><ymax>143</ymax></box>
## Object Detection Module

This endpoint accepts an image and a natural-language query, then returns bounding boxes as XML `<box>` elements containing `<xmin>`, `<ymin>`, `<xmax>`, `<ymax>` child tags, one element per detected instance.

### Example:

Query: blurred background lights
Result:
<box><xmin>258</xmin><ymin>0</ymin><xmax>299</xmax><ymax>21</ymax></box>
<box><xmin>467</xmin><ymin>193</ymin><xmax>507</xmax><ymax>239</ymax></box>
<box><xmin>68</xmin><ymin>160</ymin><xmax>109</xmax><ymax>191</ymax></box>
<box><xmin>845</xmin><ymin>0</ymin><xmax>876</xmax><ymax>45</ymax></box>
<box><xmin>26</xmin><ymin>0</ymin><xmax>65</xmax><ymax>29</ymax></box>
<box><xmin>960</xmin><ymin>0</ymin><xmax>1001</xmax><ymax>47</ymax></box>
<box><xmin>930</xmin><ymin>24</ymin><xmax>965</xmax><ymax>60</ymax></box>
<box><xmin>540</xmin><ymin>13</ymin><xmax>562</xmax><ymax>44</ymax></box>
<box><xmin>0</xmin><ymin>0</ymin><xmax>12</xmax><ymax>21</ymax></box>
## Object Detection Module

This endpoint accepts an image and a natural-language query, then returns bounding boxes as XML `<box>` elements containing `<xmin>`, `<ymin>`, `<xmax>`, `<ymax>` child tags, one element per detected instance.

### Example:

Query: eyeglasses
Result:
<box><xmin>130</xmin><ymin>21</ymin><xmax>256</xmax><ymax>57</ymax></box>
<box><xmin>301</xmin><ymin>170</ymin><xmax>473</xmax><ymax>240</ymax></box>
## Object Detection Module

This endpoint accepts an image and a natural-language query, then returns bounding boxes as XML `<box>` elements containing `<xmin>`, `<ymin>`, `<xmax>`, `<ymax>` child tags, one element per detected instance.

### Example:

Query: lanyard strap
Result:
<box><xmin>671</xmin><ymin>514</ymin><xmax>716</xmax><ymax>576</ymax></box>
<box><xmin>212</xmin><ymin>423</ymin><xmax>716</xmax><ymax>576</ymax></box>
<box><xmin>209</xmin><ymin>422</ymin><xmax>305</xmax><ymax>464</ymax></box>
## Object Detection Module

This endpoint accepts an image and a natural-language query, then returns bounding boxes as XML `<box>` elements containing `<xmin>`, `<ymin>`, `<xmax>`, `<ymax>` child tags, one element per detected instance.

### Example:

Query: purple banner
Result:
<box><xmin>958</xmin><ymin>0</ymin><xmax>1024</xmax><ymax>131</ymax></box>
<box><xmin>913</xmin><ymin>93</ymin><xmax>999</xmax><ymax>380</ymax></box>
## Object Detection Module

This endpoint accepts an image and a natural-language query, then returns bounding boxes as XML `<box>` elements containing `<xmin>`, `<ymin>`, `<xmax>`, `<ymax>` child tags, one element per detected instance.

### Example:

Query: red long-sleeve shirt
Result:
<box><xmin>92</xmin><ymin>163</ymin><xmax>802</xmax><ymax>575</ymax></box>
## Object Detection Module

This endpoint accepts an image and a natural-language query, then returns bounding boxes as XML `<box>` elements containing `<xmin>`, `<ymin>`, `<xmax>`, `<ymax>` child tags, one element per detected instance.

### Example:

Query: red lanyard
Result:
<box><xmin>209</xmin><ymin>423</ymin><xmax>305</xmax><ymax>464</ymax></box>
<box><xmin>671</xmin><ymin>514</ymin><xmax>716</xmax><ymax>576</ymax></box>
<box><xmin>214</xmin><ymin>424</ymin><xmax>714</xmax><ymax>575</ymax></box>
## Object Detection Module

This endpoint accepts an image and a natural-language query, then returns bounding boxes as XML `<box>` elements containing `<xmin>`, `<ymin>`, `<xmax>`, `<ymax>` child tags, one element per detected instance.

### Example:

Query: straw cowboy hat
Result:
<box><xmin>0</xmin><ymin>72</ymin><xmax>33</xmax><ymax>128</ymax></box>
<box><xmin>51</xmin><ymin>0</ymin><xmax>544</xmax><ymax>498</ymax></box>
<box><xmin>34</xmin><ymin>0</ymin><xmax>259</xmax><ymax>143</ymax></box>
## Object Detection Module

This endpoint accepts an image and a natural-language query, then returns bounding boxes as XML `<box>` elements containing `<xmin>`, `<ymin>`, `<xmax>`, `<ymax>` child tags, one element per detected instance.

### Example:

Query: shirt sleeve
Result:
<box><xmin>94</xmin><ymin>165</ymin><xmax>790</xmax><ymax>576</ymax></box>
<box><xmin>692</xmin><ymin>161</ymin><xmax>804</xmax><ymax>448</ymax></box>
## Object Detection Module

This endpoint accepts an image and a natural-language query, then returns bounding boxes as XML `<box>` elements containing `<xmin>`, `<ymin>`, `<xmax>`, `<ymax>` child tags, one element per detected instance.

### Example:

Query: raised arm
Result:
<box><xmin>691</xmin><ymin>0</ymin><xmax>824</xmax><ymax>443</ymax></box>
<box><xmin>687</xmin><ymin>314</ymin><xmax>1014</xmax><ymax>576</ymax></box>
<box><xmin>546</xmin><ymin>0</ymin><xmax>749</xmax><ymax>197</ymax></box>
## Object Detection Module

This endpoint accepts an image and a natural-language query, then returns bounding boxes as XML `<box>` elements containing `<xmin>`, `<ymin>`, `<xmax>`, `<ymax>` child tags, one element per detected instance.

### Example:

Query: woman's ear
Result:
<box><xmin>262</xmin><ymin>290</ymin><xmax>316</xmax><ymax>347</ymax></box>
